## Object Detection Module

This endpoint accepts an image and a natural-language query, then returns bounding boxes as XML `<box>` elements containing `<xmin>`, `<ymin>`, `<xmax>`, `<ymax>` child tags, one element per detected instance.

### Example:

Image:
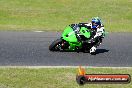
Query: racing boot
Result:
<box><xmin>90</xmin><ymin>46</ymin><xmax>97</xmax><ymax>55</ymax></box>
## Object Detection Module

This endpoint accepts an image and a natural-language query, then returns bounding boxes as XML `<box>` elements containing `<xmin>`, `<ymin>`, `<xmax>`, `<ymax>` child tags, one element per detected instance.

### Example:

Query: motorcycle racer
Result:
<box><xmin>49</xmin><ymin>17</ymin><xmax>106</xmax><ymax>55</ymax></box>
<box><xmin>79</xmin><ymin>17</ymin><xmax>105</xmax><ymax>54</ymax></box>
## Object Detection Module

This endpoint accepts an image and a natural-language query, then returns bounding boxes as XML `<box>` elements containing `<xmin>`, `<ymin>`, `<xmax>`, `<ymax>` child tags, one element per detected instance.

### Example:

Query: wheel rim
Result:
<box><xmin>54</xmin><ymin>43</ymin><xmax>62</xmax><ymax>51</ymax></box>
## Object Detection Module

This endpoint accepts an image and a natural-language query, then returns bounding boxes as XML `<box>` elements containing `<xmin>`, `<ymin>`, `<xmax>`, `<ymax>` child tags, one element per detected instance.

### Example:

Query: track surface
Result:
<box><xmin>0</xmin><ymin>32</ymin><xmax>132</xmax><ymax>67</ymax></box>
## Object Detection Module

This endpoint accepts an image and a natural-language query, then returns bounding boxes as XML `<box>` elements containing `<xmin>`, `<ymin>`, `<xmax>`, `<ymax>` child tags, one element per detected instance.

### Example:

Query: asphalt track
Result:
<box><xmin>0</xmin><ymin>32</ymin><xmax>132</xmax><ymax>67</ymax></box>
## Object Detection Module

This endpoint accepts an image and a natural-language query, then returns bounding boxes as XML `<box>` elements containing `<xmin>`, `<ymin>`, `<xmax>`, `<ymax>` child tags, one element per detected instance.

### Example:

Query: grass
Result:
<box><xmin>0</xmin><ymin>0</ymin><xmax>131</xmax><ymax>32</ymax></box>
<box><xmin>0</xmin><ymin>67</ymin><xmax>131</xmax><ymax>88</ymax></box>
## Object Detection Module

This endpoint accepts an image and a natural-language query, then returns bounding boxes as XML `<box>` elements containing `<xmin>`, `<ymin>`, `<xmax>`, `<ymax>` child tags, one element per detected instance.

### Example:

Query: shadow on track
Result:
<box><xmin>54</xmin><ymin>49</ymin><xmax>109</xmax><ymax>55</ymax></box>
<box><xmin>96</xmin><ymin>49</ymin><xmax>109</xmax><ymax>54</ymax></box>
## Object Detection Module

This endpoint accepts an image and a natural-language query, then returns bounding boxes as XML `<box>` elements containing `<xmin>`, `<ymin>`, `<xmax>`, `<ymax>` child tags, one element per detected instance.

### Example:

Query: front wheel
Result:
<box><xmin>49</xmin><ymin>39</ymin><xmax>63</xmax><ymax>51</ymax></box>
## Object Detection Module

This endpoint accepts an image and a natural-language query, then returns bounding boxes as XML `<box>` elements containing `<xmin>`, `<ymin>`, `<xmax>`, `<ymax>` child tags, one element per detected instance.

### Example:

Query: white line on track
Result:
<box><xmin>0</xmin><ymin>66</ymin><xmax>131</xmax><ymax>69</ymax></box>
<box><xmin>33</xmin><ymin>31</ymin><xmax>44</xmax><ymax>32</ymax></box>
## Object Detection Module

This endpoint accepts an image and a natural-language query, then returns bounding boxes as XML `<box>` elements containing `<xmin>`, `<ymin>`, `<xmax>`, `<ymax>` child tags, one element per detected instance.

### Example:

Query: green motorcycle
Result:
<box><xmin>49</xmin><ymin>24</ymin><xmax>103</xmax><ymax>53</ymax></box>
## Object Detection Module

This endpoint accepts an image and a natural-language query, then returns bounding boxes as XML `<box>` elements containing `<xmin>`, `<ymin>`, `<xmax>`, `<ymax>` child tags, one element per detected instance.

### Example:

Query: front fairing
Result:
<box><xmin>62</xmin><ymin>26</ymin><xmax>78</xmax><ymax>42</ymax></box>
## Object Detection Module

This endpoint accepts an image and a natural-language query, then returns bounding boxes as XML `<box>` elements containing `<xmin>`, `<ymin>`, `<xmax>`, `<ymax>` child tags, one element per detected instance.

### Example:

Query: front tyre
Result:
<box><xmin>49</xmin><ymin>39</ymin><xmax>62</xmax><ymax>51</ymax></box>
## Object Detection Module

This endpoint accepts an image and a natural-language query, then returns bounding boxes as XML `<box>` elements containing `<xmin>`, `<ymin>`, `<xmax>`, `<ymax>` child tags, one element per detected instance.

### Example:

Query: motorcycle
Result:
<box><xmin>49</xmin><ymin>23</ymin><xmax>105</xmax><ymax>54</ymax></box>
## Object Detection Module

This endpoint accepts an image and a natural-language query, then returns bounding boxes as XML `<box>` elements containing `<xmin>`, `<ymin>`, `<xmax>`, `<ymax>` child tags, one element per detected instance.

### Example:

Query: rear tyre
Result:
<box><xmin>90</xmin><ymin>52</ymin><xmax>96</xmax><ymax>55</ymax></box>
<box><xmin>82</xmin><ymin>42</ymin><xmax>91</xmax><ymax>53</ymax></box>
<box><xmin>49</xmin><ymin>39</ymin><xmax>62</xmax><ymax>51</ymax></box>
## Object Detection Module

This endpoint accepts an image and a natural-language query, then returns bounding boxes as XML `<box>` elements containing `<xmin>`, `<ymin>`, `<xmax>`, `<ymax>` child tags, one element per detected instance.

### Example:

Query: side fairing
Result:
<box><xmin>62</xmin><ymin>26</ymin><xmax>78</xmax><ymax>42</ymax></box>
<box><xmin>80</xmin><ymin>27</ymin><xmax>91</xmax><ymax>39</ymax></box>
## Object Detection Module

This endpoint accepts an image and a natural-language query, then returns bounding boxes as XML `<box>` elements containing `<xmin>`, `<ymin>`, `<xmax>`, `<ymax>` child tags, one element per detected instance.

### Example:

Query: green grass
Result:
<box><xmin>0</xmin><ymin>67</ymin><xmax>131</xmax><ymax>88</ymax></box>
<box><xmin>0</xmin><ymin>0</ymin><xmax>131</xmax><ymax>32</ymax></box>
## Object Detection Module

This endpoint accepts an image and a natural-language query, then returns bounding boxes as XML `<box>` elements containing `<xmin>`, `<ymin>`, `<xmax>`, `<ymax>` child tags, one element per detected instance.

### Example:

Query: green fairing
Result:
<box><xmin>62</xmin><ymin>26</ymin><xmax>91</xmax><ymax>50</ymax></box>
<box><xmin>80</xmin><ymin>27</ymin><xmax>91</xmax><ymax>38</ymax></box>
<box><xmin>62</xmin><ymin>26</ymin><xmax>77</xmax><ymax>42</ymax></box>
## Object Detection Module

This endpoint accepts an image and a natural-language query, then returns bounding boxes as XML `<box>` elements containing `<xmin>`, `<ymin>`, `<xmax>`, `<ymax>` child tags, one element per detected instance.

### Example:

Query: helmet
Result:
<box><xmin>91</xmin><ymin>17</ymin><xmax>101</xmax><ymax>26</ymax></box>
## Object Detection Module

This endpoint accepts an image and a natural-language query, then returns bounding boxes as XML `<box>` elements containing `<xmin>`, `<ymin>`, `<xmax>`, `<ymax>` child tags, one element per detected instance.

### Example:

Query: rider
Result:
<box><xmin>79</xmin><ymin>17</ymin><xmax>105</xmax><ymax>53</ymax></box>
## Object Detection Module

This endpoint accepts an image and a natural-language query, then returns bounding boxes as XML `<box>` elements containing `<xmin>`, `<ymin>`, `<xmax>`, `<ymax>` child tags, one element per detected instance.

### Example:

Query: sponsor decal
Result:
<box><xmin>76</xmin><ymin>66</ymin><xmax>131</xmax><ymax>85</ymax></box>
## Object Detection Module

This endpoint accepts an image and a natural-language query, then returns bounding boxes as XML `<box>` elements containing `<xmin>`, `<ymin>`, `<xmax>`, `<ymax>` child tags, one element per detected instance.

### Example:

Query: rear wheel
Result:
<box><xmin>82</xmin><ymin>42</ymin><xmax>91</xmax><ymax>53</ymax></box>
<box><xmin>90</xmin><ymin>52</ymin><xmax>96</xmax><ymax>55</ymax></box>
<box><xmin>49</xmin><ymin>39</ymin><xmax>63</xmax><ymax>51</ymax></box>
